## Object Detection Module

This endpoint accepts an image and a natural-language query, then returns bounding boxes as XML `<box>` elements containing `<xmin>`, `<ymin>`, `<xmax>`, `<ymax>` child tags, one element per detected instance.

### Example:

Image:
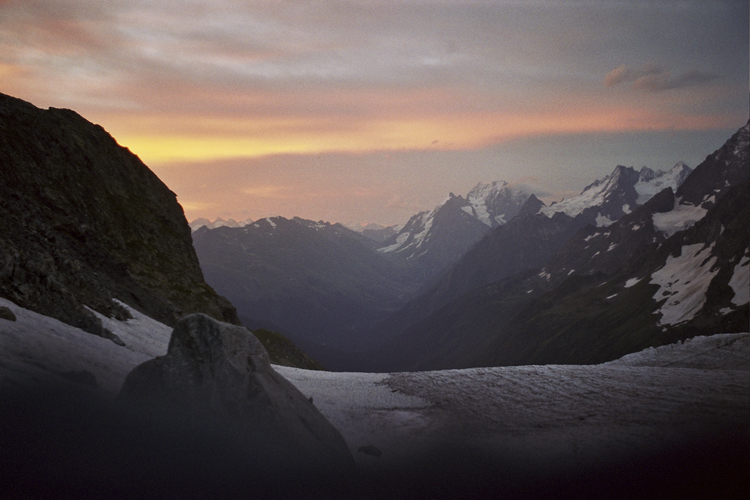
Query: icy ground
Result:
<box><xmin>1</xmin><ymin>297</ymin><xmax>748</xmax><ymax>496</ymax></box>
<box><xmin>277</xmin><ymin>333</ymin><xmax>749</xmax><ymax>473</ymax></box>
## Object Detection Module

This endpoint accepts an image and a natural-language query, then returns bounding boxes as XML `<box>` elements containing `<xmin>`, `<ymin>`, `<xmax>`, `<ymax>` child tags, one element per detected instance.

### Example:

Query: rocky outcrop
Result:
<box><xmin>0</xmin><ymin>92</ymin><xmax>238</xmax><ymax>340</ymax></box>
<box><xmin>0</xmin><ymin>306</ymin><xmax>16</xmax><ymax>321</ymax></box>
<box><xmin>119</xmin><ymin>314</ymin><xmax>354</xmax><ymax>476</ymax></box>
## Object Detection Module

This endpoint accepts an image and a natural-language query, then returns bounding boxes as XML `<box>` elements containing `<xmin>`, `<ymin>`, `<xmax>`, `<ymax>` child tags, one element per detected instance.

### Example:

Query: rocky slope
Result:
<box><xmin>0</xmin><ymin>92</ymin><xmax>239</xmax><ymax>342</ymax></box>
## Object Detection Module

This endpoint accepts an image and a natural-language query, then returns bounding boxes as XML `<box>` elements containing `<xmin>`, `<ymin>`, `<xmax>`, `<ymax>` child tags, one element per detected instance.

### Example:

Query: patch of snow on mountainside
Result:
<box><xmin>0</xmin><ymin>298</ymin><xmax>159</xmax><ymax>394</ymax></box>
<box><xmin>624</xmin><ymin>277</ymin><xmax>642</xmax><ymax>288</ymax></box>
<box><xmin>91</xmin><ymin>300</ymin><xmax>173</xmax><ymax>359</ymax></box>
<box><xmin>650</xmin><ymin>243</ymin><xmax>719</xmax><ymax>326</ymax></box>
<box><xmin>729</xmin><ymin>255</ymin><xmax>750</xmax><ymax>307</ymax></box>
<box><xmin>379</xmin><ymin>232</ymin><xmax>409</xmax><ymax>253</ymax></box>
<box><xmin>595</xmin><ymin>213</ymin><xmax>614</xmax><ymax>227</ymax></box>
<box><xmin>379</xmin><ymin>209</ymin><xmax>435</xmax><ymax>255</ymax></box>
<box><xmin>652</xmin><ymin>200</ymin><xmax>708</xmax><ymax>237</ymax></box>
<box><xmin>412</xmin><ymin>212</ymin><xmax>434</xmax><ymax>250</ymax></box>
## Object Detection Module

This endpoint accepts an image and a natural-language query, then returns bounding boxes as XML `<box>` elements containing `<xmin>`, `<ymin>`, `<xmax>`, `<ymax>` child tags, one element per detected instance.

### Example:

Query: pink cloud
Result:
<box><xmin>605</xmin><ymin>64</ymin><xmax>718</xmax><ymax>91</ymax></box>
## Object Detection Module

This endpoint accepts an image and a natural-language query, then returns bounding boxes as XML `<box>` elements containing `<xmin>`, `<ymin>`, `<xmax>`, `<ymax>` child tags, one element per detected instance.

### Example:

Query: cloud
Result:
<box><xmin>605</xmin><ymin>64</ymin><xmax>719</xmax><ymax>91</ymax></box>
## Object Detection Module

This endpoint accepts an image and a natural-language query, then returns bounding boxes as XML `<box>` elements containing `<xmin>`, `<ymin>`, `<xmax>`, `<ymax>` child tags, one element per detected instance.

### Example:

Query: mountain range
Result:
<box><xmin>2</xmin><ymin>88</ymin><xmax>744</xmax><ymax>378</ymax></box>
<box><xmin>189</xmin><ymin>217</ymin><xmax>254</xmax><ymax>231</ymax></box>
<box><xmin>372</xmin><ymin>122</ymin><xmax>748</xmax><ymax>371</ymax></box>
<box><xmin>191</xmin><ymin>155</ymin><xmax>718</xmax><ymax>370</ymax></box>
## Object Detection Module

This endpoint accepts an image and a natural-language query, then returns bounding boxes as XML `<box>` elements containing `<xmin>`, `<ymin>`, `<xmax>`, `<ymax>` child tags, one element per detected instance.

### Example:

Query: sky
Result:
<box><xmin>1</xmin><ymin>0</ymin><xmax>748</xmax><ymax>226</ymax></box>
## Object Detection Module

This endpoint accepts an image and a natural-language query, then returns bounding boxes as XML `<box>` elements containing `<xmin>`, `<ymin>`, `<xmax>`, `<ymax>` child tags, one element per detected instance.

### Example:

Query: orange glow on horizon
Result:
<box><xmin>113</xmin><ymin>108</ymin><xmax>734</xmax><ymax>165</ymax></box>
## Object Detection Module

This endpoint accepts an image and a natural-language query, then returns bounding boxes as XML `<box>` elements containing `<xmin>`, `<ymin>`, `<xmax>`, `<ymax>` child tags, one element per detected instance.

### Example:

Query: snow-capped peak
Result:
<box><xmin>635</xmin><ymin>162</ymin><xmax>692</xmax><ymax>205</ymax></box>
<box><xmin>377</xmin><ymin>181</ymin><xmax>530</xmax><ymax>264</ymax></box>
<box><xmin>539</xmin><ymin>165</ymin><xmax>635</xmax><ymax>220</ymax></box>
<box><xmin>466</xmin><ymin>181</ymin><xmax>530</xmax><ymax>228</ymax></box>
<box><xmin>539</xmin><ymin>163</ymin><xmax>692</xmax><ymax>225</ymax></box>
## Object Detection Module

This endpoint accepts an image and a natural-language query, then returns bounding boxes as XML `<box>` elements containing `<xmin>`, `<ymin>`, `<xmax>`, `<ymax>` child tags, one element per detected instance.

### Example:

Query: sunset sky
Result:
<box><xmin>2</xmin><ymin>0</ymin><xmax>748</xmax><ymax>226</ymax></box>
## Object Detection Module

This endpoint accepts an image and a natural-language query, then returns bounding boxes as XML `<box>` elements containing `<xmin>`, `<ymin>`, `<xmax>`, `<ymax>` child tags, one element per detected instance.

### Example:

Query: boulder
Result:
<box><xmin>0</xmin><ymin>306</ymin><xmax>16</xmax><ymax>321</ymax></box>
<box><xmin>118</xmin><ymin>313</ymin><xmax>354</xmax><ymax>485</ymax></box>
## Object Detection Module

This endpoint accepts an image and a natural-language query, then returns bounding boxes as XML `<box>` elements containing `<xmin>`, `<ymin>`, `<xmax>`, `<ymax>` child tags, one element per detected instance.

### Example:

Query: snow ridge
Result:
<box><xmin>540</xmin><ymin>163</ymin><xmax>692</xmax><ymax>224</ymax></box>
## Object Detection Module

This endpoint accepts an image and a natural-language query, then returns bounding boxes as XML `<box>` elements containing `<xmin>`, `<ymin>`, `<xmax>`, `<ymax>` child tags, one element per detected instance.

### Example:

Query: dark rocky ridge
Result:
<box><xmin>0</xmin><ymin>92</ymin><xmax>239</xmax><ymax>340</ymax></box>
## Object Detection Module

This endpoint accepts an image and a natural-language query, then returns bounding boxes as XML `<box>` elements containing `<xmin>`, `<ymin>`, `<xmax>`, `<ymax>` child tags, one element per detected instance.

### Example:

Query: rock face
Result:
<box><xmin>0</xmin><ymin>92</ymin><xmax>239</xmax><ymax>339</ymax></box>
<box><xmin>119</xmin><ymin>314</ymin><xmax>354</xmax><ymax>476</ymax></box>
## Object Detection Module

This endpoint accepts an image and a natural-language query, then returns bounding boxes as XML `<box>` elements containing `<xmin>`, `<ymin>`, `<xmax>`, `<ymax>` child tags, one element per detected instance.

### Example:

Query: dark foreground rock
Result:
<box><xmin>119</xmin><ymin>314</ymin><xmax>354</xmax><ymax>479</ymax></box>
<box><xmin>0</xmin><ymin>306</ymin><xmax>16</xmax><ymax>321</ymax></box>
<box><xmin>0</xmin><ymin>314</ymin><xmax>354</xmax><ymax>499</ymax></box>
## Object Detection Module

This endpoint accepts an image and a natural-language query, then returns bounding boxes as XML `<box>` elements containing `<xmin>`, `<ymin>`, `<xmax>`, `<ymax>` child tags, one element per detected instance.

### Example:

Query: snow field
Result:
<box><xmin>1</xmin><ymin>297</ymin><xmax>748</xmax><ymax>477</ymax></box>
<box><xmin>652</xmin><ymin>201</ymin><xmax>708</xmax><ymax>237</ymax></box>
<box><xmin>0</xmin><ymin>298</ymin><xmax>151</xmax><ymax>394</ymax></box>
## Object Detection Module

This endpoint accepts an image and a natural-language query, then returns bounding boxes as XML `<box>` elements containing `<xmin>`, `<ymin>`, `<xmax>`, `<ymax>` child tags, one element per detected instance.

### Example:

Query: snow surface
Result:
<box><xmin>608</xmin><ymin>332</ymin><xmax>750</xmax><ymax>370</ymax></box>
<box><xmin>412</xmin><ymin>212</ymin><xmax>433</xmax><ymax>250</ymax></box>
<box><xmin>538</xmin><ymin>179</ymin><xmax>611</xmax><ymax>219</ymax></box>
<box><xmin>378</xmin><ymin>231</ymin><xmax>409</xmax><ymax>253</ymax></box>
<box><xmin>595</xmin><ymin>213</ymin><xmax>614</xmax><ymax>227</ymax></box>
<box><xmin>2</xmin><ymin>298</ymin><xmax>747</xmax><ymax>476</ymax></box>
<box><xmin>650</xmin><ymin>243</ymin><xmax>718</xmax><ymax>326</ymax></box>
<box><xmin>652</xmin><ymin>200</ymin><xmax>708</xmax><ymax>237</ymax></box>
<box><xmin>379</xmin><ymin>210</ymin><xmax>433</xmax><ymax>255</ymax></box>
<box><xmin>466</xmin><ymin>181</ymin><xmax>512</xmax><ymax>227</ymax></box>
<box><xmin>0</xmin><ymin>298</ymin><xmax>158</xmax><ymax>394</ymax></box>
<box><xmin>280</xmin><ymin>332</ymin><xmax>749</xmax><ymax>470</ymax></box>
<box><xmin>624</xmin><ymin>277</ymin><xmax>641</xmax><ymax>288</ymax></box>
